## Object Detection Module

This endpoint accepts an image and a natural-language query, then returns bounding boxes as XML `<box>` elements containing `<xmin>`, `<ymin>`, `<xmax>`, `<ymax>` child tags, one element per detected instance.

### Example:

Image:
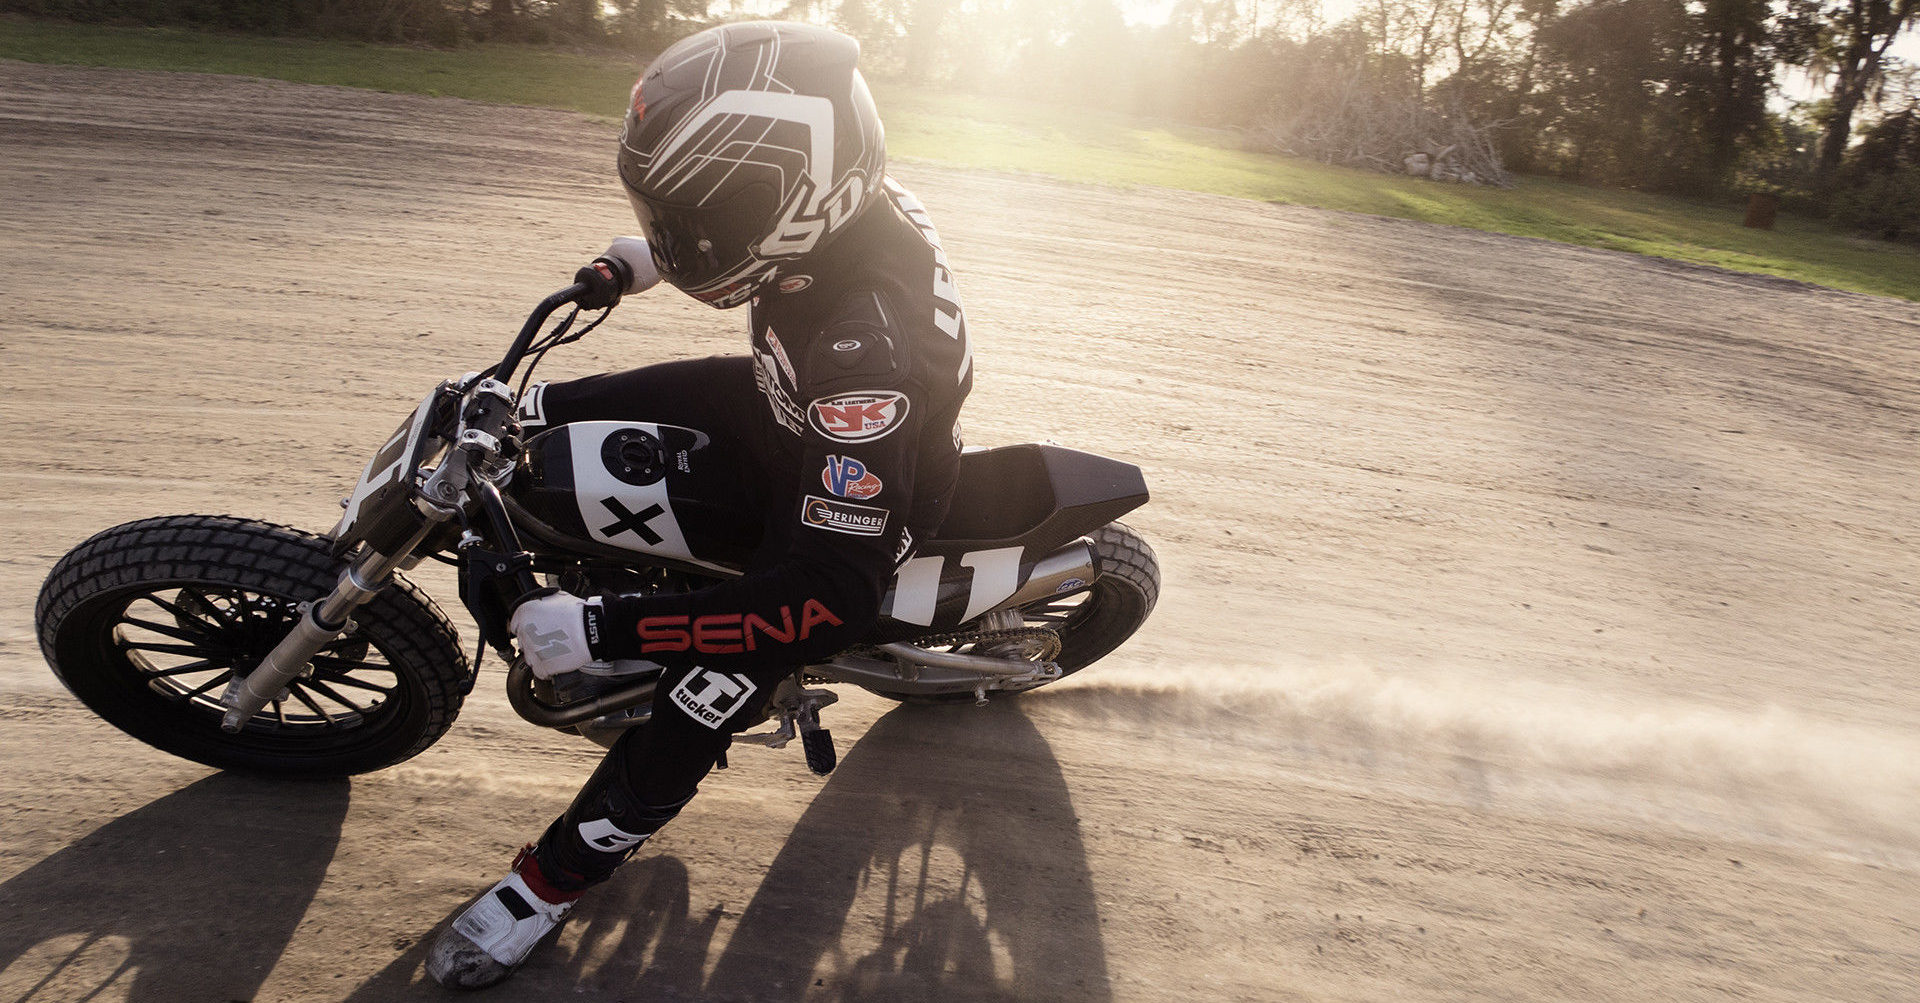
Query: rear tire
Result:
<box><xmin>865</xmin><ymin>521</ymin><xmax>1159</xmax><ymax>703</ymax></box>
<box><xmin>36</xmin><ymin>514</ymin><xmax>469</xmax><ymax>778</ymax></box>
<box><xmin>1046</xmin><ymin>521</ymin><xmax>1160</xmax><ymax>674</ymax></box>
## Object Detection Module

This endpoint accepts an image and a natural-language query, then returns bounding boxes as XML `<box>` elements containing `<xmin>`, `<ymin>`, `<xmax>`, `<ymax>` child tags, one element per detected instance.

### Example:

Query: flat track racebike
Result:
<box><xmin>35</xmin><ymin>241</ymin><xmax>1158</xmax><ymax>778</ymax></box>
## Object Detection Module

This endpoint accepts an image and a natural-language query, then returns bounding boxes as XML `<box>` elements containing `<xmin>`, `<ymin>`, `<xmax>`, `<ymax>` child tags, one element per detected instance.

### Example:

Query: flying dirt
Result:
<box><xmin>1</xmin><ymin>61</ymin><xmax>1917</xmax><ymax>1001</ymax></box>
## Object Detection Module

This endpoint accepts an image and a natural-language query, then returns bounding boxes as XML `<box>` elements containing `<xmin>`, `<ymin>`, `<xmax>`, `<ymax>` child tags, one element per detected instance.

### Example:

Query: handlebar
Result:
<box><xmin>491</xmin><ymin>237</ymin><xmax>660</xmax><ymax>386</ymax></box>
<box><xmin>493</xmin><ymin>282</ymin><xmax>588</xmax><ymax>388</ymax></box>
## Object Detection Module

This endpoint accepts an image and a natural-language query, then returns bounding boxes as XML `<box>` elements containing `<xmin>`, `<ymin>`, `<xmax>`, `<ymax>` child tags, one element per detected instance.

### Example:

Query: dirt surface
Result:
<box><xmin>3</xmin><ymin>61</ymin><xmax>1919</xmax><ymax>1002</ymax></box>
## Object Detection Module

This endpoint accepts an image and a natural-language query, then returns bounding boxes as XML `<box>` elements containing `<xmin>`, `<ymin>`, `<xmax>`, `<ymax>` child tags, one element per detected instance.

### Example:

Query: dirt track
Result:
<box><xmin>2</xmin><ymin>61</ymin><xmax>1919</xmax><ymax>1001</ymax></box>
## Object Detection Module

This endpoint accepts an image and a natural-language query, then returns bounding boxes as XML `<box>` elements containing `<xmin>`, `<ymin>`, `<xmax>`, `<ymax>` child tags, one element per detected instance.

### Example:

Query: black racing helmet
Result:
<box><xmin>618</xmin><ymin>22</ymin><xmax>887</xmax><ymax>309</ymax></box>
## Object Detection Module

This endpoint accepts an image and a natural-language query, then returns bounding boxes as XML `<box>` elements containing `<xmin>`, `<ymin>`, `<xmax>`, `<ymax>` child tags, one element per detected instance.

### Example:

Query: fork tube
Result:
<box><xmin>217</xmin><ymin>519</ymin><xmax>439</xmax><ymax>733</ymax></box>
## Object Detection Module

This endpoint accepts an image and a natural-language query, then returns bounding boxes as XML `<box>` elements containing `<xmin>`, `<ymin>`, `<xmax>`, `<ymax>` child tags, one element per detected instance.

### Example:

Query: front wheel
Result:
<box><xmin>865</xmin><ymin>521</ymin><xmax>1160</xmax><ymax>703</ymax></box>
<box><xmin>36</xmin><ymin>514</ymin><xmax>470</xmax><ymax>778</ymax></box>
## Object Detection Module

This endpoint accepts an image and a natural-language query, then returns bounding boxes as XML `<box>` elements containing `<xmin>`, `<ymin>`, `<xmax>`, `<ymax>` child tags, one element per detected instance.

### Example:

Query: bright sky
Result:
<box><xmin>721</xmin><ymin>0</ymin><xmax>1915</xmax><ymax>102</ymax></box>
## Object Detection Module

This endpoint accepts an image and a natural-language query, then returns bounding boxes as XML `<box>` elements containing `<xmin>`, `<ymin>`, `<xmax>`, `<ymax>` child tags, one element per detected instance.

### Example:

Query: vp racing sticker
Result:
<box><xmin>802</xmin><ymin>494</ymin><xmax>889</xmax><ymax>536</ymax></box>
<box><xmin>821</xmin><ymin>454</ymin><xmax>883</xmax><ymax>499</ymax></box>
<box><xmin>808</xmin><ymin>391</ymin><xmax>908</xmax><ymax>443</ymax></box>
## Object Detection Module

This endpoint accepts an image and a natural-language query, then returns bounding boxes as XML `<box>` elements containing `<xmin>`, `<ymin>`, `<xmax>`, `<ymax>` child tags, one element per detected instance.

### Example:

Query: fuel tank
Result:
<box><xmin>503</xmin><ymin>421</ymin><xmax>756</xmax><ymax>576</ymax></box>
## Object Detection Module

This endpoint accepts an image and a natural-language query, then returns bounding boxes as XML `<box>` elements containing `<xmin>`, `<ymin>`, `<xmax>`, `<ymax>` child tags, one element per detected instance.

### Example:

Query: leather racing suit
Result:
<box><xmin>516</xmin><ymin>178</ymin><xmax>973</xmax><ymax>889</ymax></box>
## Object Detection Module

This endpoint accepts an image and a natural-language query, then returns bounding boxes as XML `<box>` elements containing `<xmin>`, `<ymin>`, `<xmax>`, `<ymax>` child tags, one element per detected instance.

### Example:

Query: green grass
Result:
<box><xmin>0</xmin><ymin>16</ymin><xmax>645</xmax><ymax>113</ymax></box>
<box><xmin>6</xmin><ymin>16</ymin><xmax>1918</xmax><ymax>300</ymax></box>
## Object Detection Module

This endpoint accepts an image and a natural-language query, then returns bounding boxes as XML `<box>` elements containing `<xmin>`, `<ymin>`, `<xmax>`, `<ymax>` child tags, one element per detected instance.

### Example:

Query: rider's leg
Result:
<box><xmin>426</xmin><ymin>659</ymin><xmax>792</xmax><ymax>988</ymax></box>
<box><xmin>533</xmin><ymin>657</ymin><xmax>792</xmax><ymax>884</ymax></box>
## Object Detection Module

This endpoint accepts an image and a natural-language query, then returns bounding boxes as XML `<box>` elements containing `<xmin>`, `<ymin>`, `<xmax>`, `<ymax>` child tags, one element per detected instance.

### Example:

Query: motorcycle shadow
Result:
<box><xmin>0</xmin><ymin>772</ymin><xmax>348</xmax><ymax>1002</ymax></box>
<box><xmin>359</xmin><ymin>700</ymin><xmax>1112</xmax><ymax>1001</ymax></box>
<box><xmin>347</xmin><ymin>699</ymin><xmax>1113</xmax><ymax>991</ymax></box>
<box><xmin>595</xmin><ymin>700</ymin><xmax>1112</xmax><ymax>1002</ymax></box>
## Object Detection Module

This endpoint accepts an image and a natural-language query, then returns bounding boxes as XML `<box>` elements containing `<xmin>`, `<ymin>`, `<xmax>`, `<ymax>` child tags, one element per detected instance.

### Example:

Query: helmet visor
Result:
<box><xmin>624</xmin><ymin>182</ymin><xmax>780</xmax><ymax>306</ymax></box>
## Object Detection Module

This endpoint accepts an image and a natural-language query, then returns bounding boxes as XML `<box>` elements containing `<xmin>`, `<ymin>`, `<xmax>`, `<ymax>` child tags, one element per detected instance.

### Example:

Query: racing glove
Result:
<box><xmin>572</xmin><ymin>237</ymin><xmax>662</xmax><ymax>310</ymax></box>
<box><xmin>510</xmin><ymin>590</ymin><xmax>606</xmax><ymax>679</ymax></box>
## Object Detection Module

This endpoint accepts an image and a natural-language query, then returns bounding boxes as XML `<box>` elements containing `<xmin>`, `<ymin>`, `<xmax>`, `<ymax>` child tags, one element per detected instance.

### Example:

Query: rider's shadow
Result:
<box><xmin>0</xmin><ymin>772</ymin><xmax>347</xmax><ymax>1001</ymax></box>
<box><xmin>567</xmin><ymin>700</ymin><xmax>1114</xmax><ymax>1002</ymax></box>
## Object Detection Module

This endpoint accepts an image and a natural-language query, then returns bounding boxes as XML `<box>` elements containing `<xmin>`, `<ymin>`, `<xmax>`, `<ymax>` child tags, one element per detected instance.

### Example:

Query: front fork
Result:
<box><xmin>217</xmin><ymin>515</ymin><xmax>446</xmax><ymax>732</ymax></box>
<box><xmin>218</xmin><ymin>378</ymin><xmax>521</xmax><ymax>732</ymax></box>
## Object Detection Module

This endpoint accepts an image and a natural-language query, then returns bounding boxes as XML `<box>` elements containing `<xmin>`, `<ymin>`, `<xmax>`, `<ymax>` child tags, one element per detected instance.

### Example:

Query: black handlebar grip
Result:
<box><xmin>573</xmin><ymin>258</ymin><xmax>627</xmax><ymax>310</ymax></box>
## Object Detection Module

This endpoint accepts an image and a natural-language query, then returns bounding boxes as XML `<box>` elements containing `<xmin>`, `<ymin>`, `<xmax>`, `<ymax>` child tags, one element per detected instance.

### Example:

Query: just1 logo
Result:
<box><xmin>802</xmin><ymin>494</ymin><xmax>888</xmax><ymax>536</ymax></box>
<box><xmin>821</xmin><ymin>454</ymin><xmax>882</xmax><ymax>499</ymax></box>
<box><xmin>808</xmin><ymin>391</ymin><xmax>908</xmax><ymax>443</ymax></box>
<box><xmin>668</xmin><ymin>669</ymin><xmax>758</xmax><ymax>730</ymax></box>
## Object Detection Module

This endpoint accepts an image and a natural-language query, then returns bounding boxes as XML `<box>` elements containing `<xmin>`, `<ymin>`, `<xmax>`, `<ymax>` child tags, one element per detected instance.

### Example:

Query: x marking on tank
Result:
<box><xmin>598</xmin><ymin>497</ymin><xmax>665</xmax><ymax>545</ymax></box>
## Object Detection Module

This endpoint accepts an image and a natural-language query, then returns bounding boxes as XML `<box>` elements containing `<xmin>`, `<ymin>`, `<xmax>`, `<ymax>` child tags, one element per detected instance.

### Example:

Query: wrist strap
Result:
<box><xmin>580</xmin><ymin>597</ymin><xmax>608</xmax><ymax>662</ymax></box>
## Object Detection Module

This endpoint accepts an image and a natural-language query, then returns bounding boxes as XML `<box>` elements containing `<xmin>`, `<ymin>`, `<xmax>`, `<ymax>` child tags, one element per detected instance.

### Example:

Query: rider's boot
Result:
<box><xmin>425</xmin><ymin>843</ymin><xmax>585</xmax><ymax>989</ymax></box>
<box><xmin>426</xmin><ymin>728</ymin><xmax>692</xmax><ymax>989</ymax></box>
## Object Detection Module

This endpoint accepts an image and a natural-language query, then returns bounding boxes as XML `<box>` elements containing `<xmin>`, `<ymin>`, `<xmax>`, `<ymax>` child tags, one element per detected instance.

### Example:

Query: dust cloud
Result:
<box><xmin>1054</xmin><ymin>660</ymin><xmax>1920</xmax><ymax>859</ymax></box>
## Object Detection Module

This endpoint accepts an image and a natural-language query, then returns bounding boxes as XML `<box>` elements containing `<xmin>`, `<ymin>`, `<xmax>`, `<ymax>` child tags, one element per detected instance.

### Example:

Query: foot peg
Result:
<box><xmin>801</xmin><ymin>727</ymin><xmax>836</xmax><ymax>775</ymax></box>
<box><xmin>728</xmin><ymin>679</ymin><xmax>838</xmax><ymax>775</ymax></box>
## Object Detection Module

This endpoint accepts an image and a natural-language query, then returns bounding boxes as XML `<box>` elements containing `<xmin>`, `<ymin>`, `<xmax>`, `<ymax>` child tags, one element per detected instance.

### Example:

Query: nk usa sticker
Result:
<box><xmin>808</xmin><ymin>391</ymin><xmax>908</xmax><ymax>443</ymax></box>
<box><xmin>821</xmin><ymin>454</ymin><xmax>883</xmax><ymax>499</ymax></box>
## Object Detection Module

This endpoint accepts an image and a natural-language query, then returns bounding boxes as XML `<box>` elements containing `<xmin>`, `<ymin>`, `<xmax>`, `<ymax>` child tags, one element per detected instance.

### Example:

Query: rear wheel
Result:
<box><xmin>865</xmin><ymin>521</ymin><xmax>1159</xmax><ymax>703</ymax></box>
<box><xmin>36</xmin><ymin>514</ymin><xmax>469</xmax><ymax>778</ymax></box>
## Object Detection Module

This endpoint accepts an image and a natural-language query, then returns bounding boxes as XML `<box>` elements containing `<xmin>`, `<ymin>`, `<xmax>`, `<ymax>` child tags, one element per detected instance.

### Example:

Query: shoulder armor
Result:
<box><xmin>802</xmin><ymin>291</ymin><xmax>904</xmax><ymax>395</ymax></box>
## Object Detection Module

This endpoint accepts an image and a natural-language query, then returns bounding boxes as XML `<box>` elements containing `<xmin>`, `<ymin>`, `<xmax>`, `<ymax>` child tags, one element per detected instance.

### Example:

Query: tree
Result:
<box><xmin>1794</xmin><ymin>0</ymin><xmax>1920</xmax><ymax>178</ymax></box>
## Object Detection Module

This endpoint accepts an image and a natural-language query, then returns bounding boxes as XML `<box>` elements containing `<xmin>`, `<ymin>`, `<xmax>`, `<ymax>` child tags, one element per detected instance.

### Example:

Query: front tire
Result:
<box><xmin>36</xmin><ymin>514</ymin><xmax>469</xmax><ymax>778</ymax></box>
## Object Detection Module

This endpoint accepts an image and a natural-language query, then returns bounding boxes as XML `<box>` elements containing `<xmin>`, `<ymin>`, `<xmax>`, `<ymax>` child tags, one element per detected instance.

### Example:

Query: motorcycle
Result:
<box><xmin>33</xmin><ymin>240</ymin><xmax>1159</xmax><ymax>779</ymax></box>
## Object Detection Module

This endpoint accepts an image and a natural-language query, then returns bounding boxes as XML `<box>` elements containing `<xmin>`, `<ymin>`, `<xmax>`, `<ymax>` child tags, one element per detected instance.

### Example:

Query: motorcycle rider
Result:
<box><xmin>427</xmin><ymin>20</ymin><xmax>973</xmax><ymax>989</ymax></box>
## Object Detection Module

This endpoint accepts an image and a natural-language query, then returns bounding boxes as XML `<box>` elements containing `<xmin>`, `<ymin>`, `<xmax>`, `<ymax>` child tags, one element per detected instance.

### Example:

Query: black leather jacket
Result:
<box><xmin>597</xmin><ymin>178</ymin><xmax>974</xmax><ymax>666</ymax></box>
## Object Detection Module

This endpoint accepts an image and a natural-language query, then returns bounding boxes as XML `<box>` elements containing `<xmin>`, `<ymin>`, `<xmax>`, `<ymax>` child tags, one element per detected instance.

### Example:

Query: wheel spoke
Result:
<box><xmin>137</xmin><ymin>591</ymin><xmax>224</xmax><ymax>634</ymax></box>
<box><xmin>169</xmin><ymin>669</ymin><xmax>234</xmax><ymax>702</ymax></box>
<box><xmin>120</xmin><ymin>616</ymin><xmax>217</xmax><ymax>644</ymax></box>
<box><xmin>304</xmin><ymin>678</ymin><xmax>371</xmax><ymax>715</ymax></box>
<box><xmin>143</xmin><ymin>658</ymin><xmax>231</xmax><ymax>678</ymax></box>
<box><xmin>309</xmin><ymin>654</ymin><xmax>394</xmax><ymax>675</ymax></box>
<box><xmin>119</xmin><ymin>640</ymin><xmax>215</xmax><ymax>657</ymax></box>
<box><xmin>308</xmin><ymin>670</ymin><xmax>393</xmax><ymax>695</ymax></box>
<box><xmin>177</xmin><ymin>587</ymin><xmax>237</xmax><ymax>629</ymax></box>
<box><xmin>286</xmin><ymin>684</ymin><xmax>339</xmax><ymax>728</ymax></box>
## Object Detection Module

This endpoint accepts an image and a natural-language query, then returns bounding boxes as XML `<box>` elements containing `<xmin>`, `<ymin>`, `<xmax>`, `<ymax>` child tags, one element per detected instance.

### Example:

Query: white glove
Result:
<box><xmin>510</xmin><ymin>591</ymin><xmax>601</xmax><ymax>679</ymax></box>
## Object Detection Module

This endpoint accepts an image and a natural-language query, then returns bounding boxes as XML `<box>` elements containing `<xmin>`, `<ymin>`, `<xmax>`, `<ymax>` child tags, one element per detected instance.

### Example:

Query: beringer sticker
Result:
<box><xmin>821</xmin><ymin>454</ymin><xmax>883</xmax><ymax>499</ymax></box>
<box><xmin>801</xmin><ymin>494</ymin><xmax>889</xmax><ymax>536</ymax></box>
<box><xmin>808</xmin><ymin>391</ymin><xmax>908</xmax><ymax>443</ymax></box>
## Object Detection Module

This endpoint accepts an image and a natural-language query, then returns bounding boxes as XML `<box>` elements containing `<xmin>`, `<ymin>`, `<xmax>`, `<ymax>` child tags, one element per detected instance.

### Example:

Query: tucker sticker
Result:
<box><xmin>668</xmin><ymin>669</ymin><xmax>758</xmax><ymax>730</ymax></box>
<box><xmin>821</xmin><ymin>454</ymin><xmax>883</xmax><ymax>499</ymax></box>
<box><xmin>802</xmin><ymin>494</ymin><xmax>889</xmax><ymax>536</ymax></box>
<box><xmin>808</xmin><ymin>391</ymin><xmax>908</xmax><ymax>443</ymax></box>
